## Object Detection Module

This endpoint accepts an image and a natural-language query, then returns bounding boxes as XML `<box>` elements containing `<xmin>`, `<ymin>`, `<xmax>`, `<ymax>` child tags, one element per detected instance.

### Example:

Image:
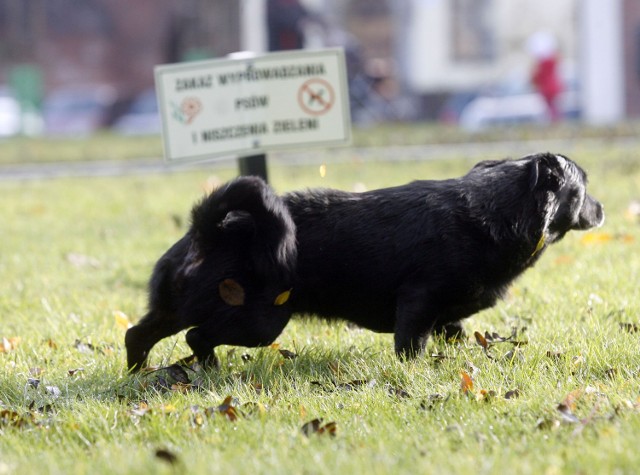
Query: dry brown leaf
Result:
<box><xmin>301</xmin><ymin>418</ymin><xmax>337</xmax><ymax>437</ymax></box>
<box><xmin>561</xmin><ymin>389</ymin><xmax>584</xmax><ymax>411</ymax></box>
<box><xmin>460</xmin><ymin>371</ymin><xmax>474</xmax><ymax>395</ymax></box>
<box><xmin>207</xmin><ymin>396</ymin><xmax>241</xmax><ymax>421</ymax></box>
<box><xmin>279</xmin><ymin>349</ymin><xmax>297</xmax><ymax>359</ymax></box>
<box><xmin>620</xmin><ymin>322</ymin><xmax>640</xmax><ymax>334</ymax></box>
<box><xmin>505</xmin><ymin>389</ymin><xmax>521</xmax><ymax>400</ymax></box>
<box><xmin>155</xmin><ymin>448</ymin><xmax>180</xmax><ymax>465</ymax></box>
<box><xmin>1</xmin><ymin>337</ymin><xmax>20</xmax><ymax>353</ymax></box>
<box><xmin>474</xmin><ymin>331</ymin><xmax>489</xmax><ymax>349</ymax></box>
<box><xmin>219</xmin><ymin>279</ymin><xmax>245</xmax><ymax>306</ymax></box>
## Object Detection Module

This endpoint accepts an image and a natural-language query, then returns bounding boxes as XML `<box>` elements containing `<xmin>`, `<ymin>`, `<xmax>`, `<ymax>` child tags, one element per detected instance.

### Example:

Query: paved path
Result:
<box><xmin>0</xmin><ymin>136</ymin><xmax>636</xmax><ymax>182</ymax></box>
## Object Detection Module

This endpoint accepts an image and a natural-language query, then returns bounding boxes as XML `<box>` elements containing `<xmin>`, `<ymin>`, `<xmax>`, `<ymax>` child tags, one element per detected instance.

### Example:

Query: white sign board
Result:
<box><xmin>155</xmin><ymin>48</ymin><xmax>351</xmax><ymax>162</ymax></box>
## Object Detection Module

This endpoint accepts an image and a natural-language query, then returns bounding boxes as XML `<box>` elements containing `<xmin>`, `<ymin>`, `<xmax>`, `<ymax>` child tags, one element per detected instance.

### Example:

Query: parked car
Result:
<box><xmin>112</xmin><ymin>89</ymin><xmax>161</xmax><ymax>135</ymax></box>
<box><xmin>457</xmin><ymin>78</ymin><xmax>580</xmax><ymax>131</ymax></box>
<box><xmin>459</xmin><ymin>90</ymin><xmax>550</xmax><ymax>130</ymax></box>
<box><xmin>43</xmin><ymin>86</ymin><xmax>116</xmax><ymax>136</ymax></box>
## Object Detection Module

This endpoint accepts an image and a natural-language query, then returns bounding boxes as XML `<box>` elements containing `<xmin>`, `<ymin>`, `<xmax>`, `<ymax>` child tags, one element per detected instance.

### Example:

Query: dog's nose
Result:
<box><xmin>578</xmin><ymin>195</ymin><xmax>604</xmax><ymax>229</ymax></box>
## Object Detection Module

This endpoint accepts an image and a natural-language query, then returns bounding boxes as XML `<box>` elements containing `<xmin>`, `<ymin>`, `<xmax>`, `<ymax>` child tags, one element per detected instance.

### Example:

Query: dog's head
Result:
<box><xmin>526</xmin><ymin>153</ymin><xmax>604</xmax><ymax>241</ymax></box>
<box><xmin>468</xmin><ymin>153</ymin><xmax>604</xmax><ymax>243</ymax></box>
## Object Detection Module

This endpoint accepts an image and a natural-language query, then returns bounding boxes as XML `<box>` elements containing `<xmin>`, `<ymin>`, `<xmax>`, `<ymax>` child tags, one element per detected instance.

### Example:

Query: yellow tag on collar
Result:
<box><xmin>274</xmin><ymin>289</ymin><xmax>291</xmax><ymax>306</ymax></box>
<box><xmin>531</xmin><ymin>234</ymin><xmax>546</xmax><ymax>257</ymax></box>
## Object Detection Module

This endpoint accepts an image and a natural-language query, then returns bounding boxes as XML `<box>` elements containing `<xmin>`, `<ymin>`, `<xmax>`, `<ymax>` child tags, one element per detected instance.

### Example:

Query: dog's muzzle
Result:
<box><xmin>577</xmin><ymin>194</ymin><xmax>605</xmax><ymax>230</ymax></box>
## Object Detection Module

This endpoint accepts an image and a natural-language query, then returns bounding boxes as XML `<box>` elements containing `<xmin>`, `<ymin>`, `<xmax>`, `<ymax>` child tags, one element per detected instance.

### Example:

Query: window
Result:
<box><xmin>451</xmin><ymin>0</ymin><xmax>495</xmax><ymax>62</ymax></box>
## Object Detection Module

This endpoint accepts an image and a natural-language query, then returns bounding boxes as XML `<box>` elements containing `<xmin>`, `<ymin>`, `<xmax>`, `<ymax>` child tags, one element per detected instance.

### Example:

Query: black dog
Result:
<box><xmin>284</xmin><ymin>152</ymin><xmax>603</xmax><ymax>358</ymax></box>
<box><xmin>125</xmin><ymin>152</ymin><xmax>604</xmax><ymax>370</ymax></box>
<box><xmin>125</xmin><ymin>176</ymin><xmax>296</xmax><ymax>371</ymax></box>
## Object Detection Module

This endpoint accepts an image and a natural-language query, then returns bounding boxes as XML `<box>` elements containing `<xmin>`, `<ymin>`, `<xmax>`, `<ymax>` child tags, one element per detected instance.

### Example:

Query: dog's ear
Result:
<box><xmin>530</xmin><ymin>153</ymin><xmax>564</xmax><ymax>192</ymax></box>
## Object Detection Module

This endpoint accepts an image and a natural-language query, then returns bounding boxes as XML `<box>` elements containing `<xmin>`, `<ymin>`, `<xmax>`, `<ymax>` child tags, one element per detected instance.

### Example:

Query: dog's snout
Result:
<box><xmin>578</xmin><ymin>195</ymin><xmax>605</xmax><ymax>229</ymax></box>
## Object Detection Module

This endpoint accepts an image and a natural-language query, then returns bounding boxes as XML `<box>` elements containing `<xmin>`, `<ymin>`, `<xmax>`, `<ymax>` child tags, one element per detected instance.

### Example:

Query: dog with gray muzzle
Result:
<box><xmin>125</xmin><ymin>152</ymin><xmax>604</xmax><ymax>370</ymax></box>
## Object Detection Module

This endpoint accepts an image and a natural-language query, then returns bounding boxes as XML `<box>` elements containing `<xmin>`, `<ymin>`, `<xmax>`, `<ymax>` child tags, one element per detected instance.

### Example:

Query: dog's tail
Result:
<box><xmin>190</xmin><ymin>176</ymin><xmax>296</xmax><ymax>280</ymax></box>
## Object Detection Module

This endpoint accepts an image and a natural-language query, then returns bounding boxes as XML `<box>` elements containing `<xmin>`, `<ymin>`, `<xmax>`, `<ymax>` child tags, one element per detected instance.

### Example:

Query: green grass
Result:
<box><xmin>2</xmin><ymin>120</ymin><xmax>640</xmax><ymax>164</ymax></box>
<box><xmin>1</xmin><ymin>134</ymin><xmax>639</xmax><ymax>474</ymax></box>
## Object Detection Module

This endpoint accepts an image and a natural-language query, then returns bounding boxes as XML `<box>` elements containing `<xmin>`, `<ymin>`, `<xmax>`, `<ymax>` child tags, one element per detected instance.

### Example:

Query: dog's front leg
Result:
<box><xmin>186</xmin><ymin>327</ymin><xmax>220</xmax><ymax>369</ymax></box>
<box><xmin>125</xmin><ymin>311</ymin><xmax>181</xmax><ymax>372</ymax></box>
<box><xmin>394</xmin><ymin>286</ymin><xmax>435</xmax><ymax>359</ymax></box>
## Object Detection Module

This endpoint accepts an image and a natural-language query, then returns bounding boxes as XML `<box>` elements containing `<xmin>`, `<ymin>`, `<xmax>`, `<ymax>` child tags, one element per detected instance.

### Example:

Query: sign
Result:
<box><xmin>155</xmin><ymin>48</ymin><xmax>351</xmax><ymax>162</ymax></box>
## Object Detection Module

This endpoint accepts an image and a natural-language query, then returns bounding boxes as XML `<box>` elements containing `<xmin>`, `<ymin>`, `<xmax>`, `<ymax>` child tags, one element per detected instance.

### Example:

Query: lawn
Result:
<box><xmin>0</xmin><ymin>129</ymin><xmax>639</xmax><ymax>474</ymax></box>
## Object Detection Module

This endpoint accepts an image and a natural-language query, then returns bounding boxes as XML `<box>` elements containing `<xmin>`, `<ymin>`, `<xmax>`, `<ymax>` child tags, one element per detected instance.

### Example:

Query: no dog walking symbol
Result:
<box><xmin>298</xmin><ymin>78</ymin><xmax>335</xmax><ymax>116</ymax></box>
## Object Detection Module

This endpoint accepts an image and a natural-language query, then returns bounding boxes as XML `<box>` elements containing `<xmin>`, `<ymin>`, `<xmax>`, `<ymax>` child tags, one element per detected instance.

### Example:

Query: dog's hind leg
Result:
<box><xmin>125</xmin><ymin>311</ymin><xmax>182</xmax><ymax>371</ymax></box>
<box><xmin>433</xmin><ymin>320</ymin><xmax>466</xmax><ymax>341</ymax></box>
<box><xmin>185</xmin><ymin>327</ymin><xmax>219</xmax><ymax>369</ymax></box>
<box><xmin>394</xmin><ymin>286</ymin><xmax>436</xmax><ymax>359</ymax></box>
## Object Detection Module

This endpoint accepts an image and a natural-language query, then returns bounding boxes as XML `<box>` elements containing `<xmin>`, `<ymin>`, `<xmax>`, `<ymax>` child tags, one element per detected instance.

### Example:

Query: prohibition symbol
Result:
<box><xmin>298</xmin><ymin>78</ymin><xmax>335</xmax><ymax>116</ymax></box>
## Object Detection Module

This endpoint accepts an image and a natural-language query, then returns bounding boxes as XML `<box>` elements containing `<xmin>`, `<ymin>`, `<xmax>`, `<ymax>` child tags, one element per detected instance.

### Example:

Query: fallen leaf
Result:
<box><xmin>553</xmin><ymin>255</ymin><xmax>574</xmax><ymax>265</ymax></box>
<box><xmin>206</xmin><ymin>396</ymin><xmax>241</xmax><ymax>421</ymax></box>
<box><xmin>604</xmin><ymin>367</ymin><xmax>618</xmax><ymax>379</ymax></box>
<box><xmin>419</xmin><ymin>394</ymin><xmax>447</xmax><ymax>410</ymax></box>
<box><xmin>478</xmin><ymin>389</ymin><xmax>497</xmax><ymax>401</ymax></box>
<box><xmin>536</xmin><ymin>418</ymin><xmax>561</xmax><ymax>431</ymax></box>
<box><xmin>560</xmin><ymin>389</ymin><xmax>583</xmax><ymax>411</ymax></box>
<box><xmin>335</xmin><ymin>379</ymin><xmax>367</xmax><ymax>391</ymax></box>
<box><xmin>460</xmin><ymin>371</ymin><xmax>474</xmax><ymax>395</ymax></box>
<box><xmin>278</xmin><ymin>349</ymin><xmax>297</xmax><ymax>360</ymax></box>
<box><xmin>192</xmin><ymin>411</ymin><xmax>205</xmax><ymax>427</ymax></box>
<box><xmin>1</xmin><ymin>337</ymin><xmax>20</xmax><ymax>353</ymax></box>
<box><xmin>581</xmin><ymin>232</ymin><xmax>613</xmax><ymax>245</ymax></box>
<box><xmin>219</xmin><ymin>279</ymin><xmax>245</xmax><ymax>306</ymax></box>
<box><xmin>29</xmin><ymin>367</ymin><xmax>44</xmax><ymax>377</ymax></box>
<box><xmin>474</xmin><ymin>331</ymin><xmax>489</xmax><ymax>349</ymax></box>
<box><xmin>626</xmin><ymin>200</ymin><xmax>640</xmax><ymax>221</ymax></box>
<box><xmin>242</xmin><ymin>402</ymin><xmax>267</xmax><ymax>417</ymax></box>
<box><xmin>620</xmin><ymin>322</ymin><xmax>640</xmax><ymax>334</ymax></box>
<box><xmin>0</xmin><ymin>410</ymin><xmax>32</xmax><ymax>428</ymax></box>
<box><xmin>45</xmin><ymin>339</ymin><xmax>58</xmax><ymax>350</ymax></box>
<box><xmin>171</xmin><ymin>382</ymin><xmax>195</xmax><ymax>393</ymax></box>
<box><xmin>114</xmin><ymin>310</ymin><xmax>132</xmax><ymax>330</ymax></box>
<box><xmin>388</xmin><ymin>385</ymin><xmax>410</xmax><ymax>398</ymax></box>
<box><xmin>45</xmin><ymin>386</ymin><xmax>62</xmax><ymax>398</ymax></box>
<box><xmin>301</xmin><ymin>418</ymin><xmax>337</xmax><ymax>437</ymax></box>
<box><xmin>546</xmin><ymin>350</ymin><xmax>565</xmax><ymax>360</ymax></box>
<box><xmin>163</xmin><ymin>364</ymin><xmax>191</xmax><ymax>384</ymax></box>
<box><xmin>128</xmin><ymin>403</ymin><xmax>151</xmax><ymax>418</ymax></box>
<box><xmin>557</xmin><ymin>403</ymin><xmax>580</xmax><ymax>424</ymax></box>
<box><xmin>155</xmin><ymin>448</ymin><xmax>180</xmax><ymax>465</ymax></box>
<box><xmin>581</xmin><ymin>232</ymin><xmax>634</xmax><ymax>245</ymax></box>
<box><xmin>430</xmin><ymin>352</ymin><xmax>449</xmax><ymax>363</ymax></box>
<box><xmin>505</xmin><ymin>389</ymin><xmax>521</xmax><ymax>400</ymax></box>
<box><xmin>274</xmin><ymin>289</ymin><xmax>291</xmax><ymax>306</ymax></box>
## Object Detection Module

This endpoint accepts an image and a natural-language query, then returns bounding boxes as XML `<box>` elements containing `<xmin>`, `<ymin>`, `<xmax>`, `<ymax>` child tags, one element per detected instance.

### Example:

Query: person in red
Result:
<box><xmin>527</xmin><ymin>31</ymin><xmax>564</xmax><ymax>122</ymax></box>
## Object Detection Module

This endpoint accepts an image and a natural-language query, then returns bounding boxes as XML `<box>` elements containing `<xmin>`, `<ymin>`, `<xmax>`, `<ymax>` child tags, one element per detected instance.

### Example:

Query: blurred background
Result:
<box><xmin>0</xmin><ymin>0</ymin><xmax>637</xmax><ymax>138</ymax></box>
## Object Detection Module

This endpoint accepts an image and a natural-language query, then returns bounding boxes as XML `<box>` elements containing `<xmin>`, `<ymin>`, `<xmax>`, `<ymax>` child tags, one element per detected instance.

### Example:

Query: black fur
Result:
<box><xmin>125</xmin><ymin>152</ymin><xmax>604</xmax><ymax>370</ymax></box>
<box><xmin>125</xmin><ymin>176</ymin><xmax>296</xmax><ymax>371</ymax></box>
<box><xmin>284</xmin><ymin>152</ymin><xmax>603</xmax><ymax>358</ymax></box>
